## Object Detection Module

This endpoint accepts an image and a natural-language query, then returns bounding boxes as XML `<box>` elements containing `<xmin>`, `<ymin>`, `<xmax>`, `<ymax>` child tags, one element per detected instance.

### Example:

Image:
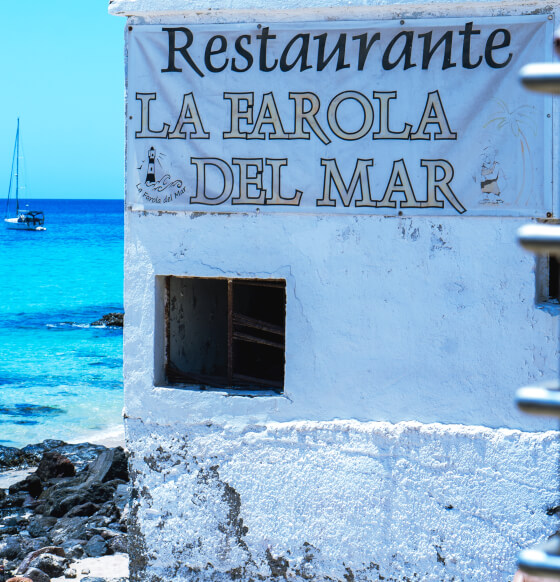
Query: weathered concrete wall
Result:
<box><xmin>115</xmin><ymin>0</ymin><xmax>560</xmax><ymax>579</ymax></box>
<box><xmin>122</xmin><ymin>210</ymin><xmax>560</xmax><ymax>581</ymax></box>
<box><xmin>127</xmin><ymin>418</ymin><xmax>560</xmax><ymax>581</ymax></box>
<box><xmin>125</xmin><ymin>212</ymin><xmax>558</xmax><ymax>431</ymax></box>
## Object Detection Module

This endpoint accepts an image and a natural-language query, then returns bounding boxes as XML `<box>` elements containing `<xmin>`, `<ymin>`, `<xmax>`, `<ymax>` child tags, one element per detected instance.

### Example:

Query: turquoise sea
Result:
<box><xmin>0</xmin><ymin>199</ymin><xmax>123</xmax><ymax>447</ymax></box>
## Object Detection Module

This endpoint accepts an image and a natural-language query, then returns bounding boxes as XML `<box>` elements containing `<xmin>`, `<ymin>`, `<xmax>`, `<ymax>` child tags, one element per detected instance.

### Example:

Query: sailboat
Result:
<box><xmin>4</xmin><ymin>119</ymin><xmax>46</xmax><ymax>231</ymax></box>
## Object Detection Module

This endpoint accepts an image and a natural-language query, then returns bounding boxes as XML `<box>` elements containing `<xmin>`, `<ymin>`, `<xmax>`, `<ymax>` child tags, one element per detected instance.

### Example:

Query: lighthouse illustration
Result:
<box><xmin>145</xmin><ymin>146</ymin><xmax>156</xmax><ymax>186</ymax></box>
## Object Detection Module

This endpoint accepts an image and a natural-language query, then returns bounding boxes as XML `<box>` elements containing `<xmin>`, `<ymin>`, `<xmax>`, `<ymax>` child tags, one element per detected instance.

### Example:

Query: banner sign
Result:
<box><xmin>127</xmin><ymin>16</ymin><xmax>552</xmax><ymax>216</ymax></box>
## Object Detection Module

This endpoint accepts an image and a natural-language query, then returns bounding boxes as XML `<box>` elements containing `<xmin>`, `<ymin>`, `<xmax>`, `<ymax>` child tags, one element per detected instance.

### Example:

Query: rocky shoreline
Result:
<box><xmin>0</xmin><ymin>440</ymin><xmax>129</xmax><ymax>582</ymax></box>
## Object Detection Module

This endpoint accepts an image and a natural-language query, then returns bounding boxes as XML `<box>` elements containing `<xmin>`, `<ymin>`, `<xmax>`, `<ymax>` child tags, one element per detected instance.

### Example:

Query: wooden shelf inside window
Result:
<box><xmin>227</xmin><ymin>279</ymin><xmax>286</xmax><ymax>390</ymax></box>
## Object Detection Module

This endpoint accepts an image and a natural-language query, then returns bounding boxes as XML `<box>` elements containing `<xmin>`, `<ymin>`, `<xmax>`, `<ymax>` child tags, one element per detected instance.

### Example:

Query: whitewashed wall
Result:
<box><xmin>125</xmin><ymin>212</ymin><xmax>558</xmax><ymax>431</ymax></box>
<box><xmin>126</xmin><ymin>418</ymin><xmax>560</xmax><ymax>581</ymax></box>
<box><xmin>113</xmin><ymin>0</ymin><xmax>560</xmax><ymax>580</ymax></box>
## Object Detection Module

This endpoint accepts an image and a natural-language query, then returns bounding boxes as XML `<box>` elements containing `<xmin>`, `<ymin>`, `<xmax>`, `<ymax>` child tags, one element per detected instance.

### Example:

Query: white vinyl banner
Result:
<box><xmin>127</xmin><ymin>16</ymin><xmax>552</xmax><ymax>216</ymax></box>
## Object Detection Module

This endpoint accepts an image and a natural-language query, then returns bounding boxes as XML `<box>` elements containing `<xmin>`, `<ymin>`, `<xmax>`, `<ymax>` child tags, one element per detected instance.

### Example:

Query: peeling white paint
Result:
<box><xmin>127</xmin><ymin>418</ymin><xmax>560</xmax><ymax>581</ymax></box>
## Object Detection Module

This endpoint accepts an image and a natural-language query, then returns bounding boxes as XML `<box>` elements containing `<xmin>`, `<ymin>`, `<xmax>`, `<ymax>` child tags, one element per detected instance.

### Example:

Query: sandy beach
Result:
<box><xmin>69</xmin><ymin>425</ymin><xmax>125</xmax><ymax>449</ymax></box>
<box><xmin>50</xmin><ymin>554</ymin><xmax>129</xmax><ymax>582</ymax></box>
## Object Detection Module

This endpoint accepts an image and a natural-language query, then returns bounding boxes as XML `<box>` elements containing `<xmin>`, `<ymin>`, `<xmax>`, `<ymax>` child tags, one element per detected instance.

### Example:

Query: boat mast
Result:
<box><xmin>15</xmin><ymin>118</ymin><xmax>19</xmax><ymax>214</ymax></box>
<box><xmin>4</xmin><ymin>119</ymin><xmax>19</xmax><ymax>219</ymax></box>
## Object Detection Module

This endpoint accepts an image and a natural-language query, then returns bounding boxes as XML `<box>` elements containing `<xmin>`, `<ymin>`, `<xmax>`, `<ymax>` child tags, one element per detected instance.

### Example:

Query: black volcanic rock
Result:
<box><xmin>0</xmin><ymin>441</ymin><xmax>130</xmax><ymax>581</ymax></box>
<box><xmin>27</xmin><ymin>553</ymin><xmax>67</xmax><ymax>577</ymax></box>
<box><xmin>50</xmin><ymin>443</ymin><xmax>108</xmax><ymax>473</ymax></box>
<box><xmin>0</xmin><ymin>537</ymin><xmax>20</xmax><ymax>560</ymax></box>
<box><xmin>101</xmin><ymin>448</ymin><xmax>128</xmax><ymax>483</ymax></box>
<box><xmin>36</xmin><ymin>452</ymin><xmax>75</xmax><ymax>481</ymax></box>
<box><xmin>17</xmin><ymin>546</ymin><xmax>66</xmax><ymax>575</ymax></box>
<box><xmin>9</xmin><ymin>476</ymin><xmax>42</xmax><ymax>499</ymax></box>
<box><xmin>0</xmin><ymin>446</ymin><xmax>36</xmax><ymax>470</ymax></box>
<box><xmin>22</xmin><ymin>567</ymin><xmax>50</xmax><ymax>582</ymax></box>
<box><xmin>84</xmin><ymin>535</ymin><xmax>107</xmax><ymax>558</ymax></box>
<box><xmin>66</xmin><ymin>502</ymin><xmax>100</xmax><ymax>518</ymax></box>
<box><xmin>91</xmin><ymin>313</ymin><xmax>123</xmax><ymax>327</ymax></box>
<box><xmin>21</xmin><ymin>441</ymin><xmax>66</xmax><ymax>461</ymax></box>
<box><xmin>0</xmin><ymin>439</ymin><xmax>106</xmax><ymax>474</ymax></box>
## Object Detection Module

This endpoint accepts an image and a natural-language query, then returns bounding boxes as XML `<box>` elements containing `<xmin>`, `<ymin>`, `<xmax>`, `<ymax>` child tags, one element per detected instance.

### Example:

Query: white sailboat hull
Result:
<box><xmin>4</xmin><ymin>217</ymin><xmax>46</xmax><ymax>231</ymax></box>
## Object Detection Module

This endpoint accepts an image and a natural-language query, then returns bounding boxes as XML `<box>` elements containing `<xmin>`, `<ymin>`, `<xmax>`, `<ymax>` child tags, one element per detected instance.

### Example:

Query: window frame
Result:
<box><xmin>162</xmin><ymin>276</ymin><xmax>286</xmax><ymax>394</ymax></box>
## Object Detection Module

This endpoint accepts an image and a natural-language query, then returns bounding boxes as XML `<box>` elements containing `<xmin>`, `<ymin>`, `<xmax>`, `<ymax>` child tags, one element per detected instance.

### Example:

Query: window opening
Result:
<box><xmin>165</xmin><ymin>277</ymin><xmax>285</xmax><ymax>392</ymax></box>
<box><xmin>536</xmin><ymin>254</ymin><xmax>560</xmax><ymax>305</ymax></box>
<box><xmin>549</xmin><ymin>256</ymin><xmax>560</xmax><ymax>300</ymax></box>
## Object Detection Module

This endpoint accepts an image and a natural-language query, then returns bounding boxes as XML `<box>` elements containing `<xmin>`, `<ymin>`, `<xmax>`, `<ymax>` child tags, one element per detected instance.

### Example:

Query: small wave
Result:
<box><xmin>46</xmin><ymin>321</ymin><xmax>123</xmax><ymax>331</ymax></box>
<box><xmin>0</xmin><ymin>306</ymin><xmax>123</xmax><ymax>330</ymax></box>
<box><xmin>46</xmin><ymin>322</ymin><xmax>92</xmax><ymax>329</ymax></box>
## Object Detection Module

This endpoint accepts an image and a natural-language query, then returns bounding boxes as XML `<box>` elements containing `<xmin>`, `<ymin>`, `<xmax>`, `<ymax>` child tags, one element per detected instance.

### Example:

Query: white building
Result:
<box><xmin>111</xmin><ymin>0</ymin><xmax>560</xmax><ymax>579</ymax></box>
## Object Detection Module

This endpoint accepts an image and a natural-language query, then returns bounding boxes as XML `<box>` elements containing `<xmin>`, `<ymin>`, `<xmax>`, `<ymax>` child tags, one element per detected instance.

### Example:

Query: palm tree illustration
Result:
<box><xmin>483</xmin><ymin>99</ymin><xmax>536</xmax><ymax>205</ymax></box>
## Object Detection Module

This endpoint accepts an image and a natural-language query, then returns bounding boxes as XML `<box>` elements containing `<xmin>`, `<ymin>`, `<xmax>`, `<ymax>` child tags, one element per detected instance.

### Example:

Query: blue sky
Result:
<box><xmin>0</xmin><ymin>1</ymin><xmax>124</xmax><ymax>199</ymax></box>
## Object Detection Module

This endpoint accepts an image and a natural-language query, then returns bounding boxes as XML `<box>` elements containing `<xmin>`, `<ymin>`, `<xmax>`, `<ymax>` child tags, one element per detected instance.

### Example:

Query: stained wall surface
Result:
<box><xmin>115</xmin><ymin>0</ymin><xmax>560</xmax><ymax>579</ymax></box>
<box><xmin>127</xmin><ymin>418</ymin><xmax>560</xmax><ymax>581</ymax></box>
